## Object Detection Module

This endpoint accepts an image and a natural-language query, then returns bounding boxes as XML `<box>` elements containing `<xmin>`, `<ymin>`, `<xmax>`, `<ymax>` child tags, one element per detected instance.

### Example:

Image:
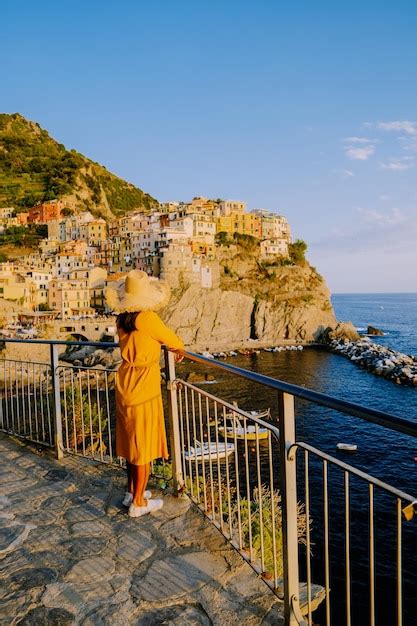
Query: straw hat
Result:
<box><xmin>105</xmin><ymin>270</ymin><xmax>171</xmax><ymax>313</ymax></box>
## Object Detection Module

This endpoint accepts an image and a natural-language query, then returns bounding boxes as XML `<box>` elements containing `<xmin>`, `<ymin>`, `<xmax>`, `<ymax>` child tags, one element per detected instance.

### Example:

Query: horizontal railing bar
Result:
<box><xmin>2</xmin><ymin>339</ymin><xmax>417</xmax><ymax>439</ymax></box>
<box><xmin>1</xmin><ymin>338</ymin><xmax>118</xmax><ymax>348</ymax></box>
<box><xmin>0</xmin><ymin>359</ymin><xmax>51</xmax><ymax>367</ymax></box>
<box><xmin>57</xmin><ymin>364</ymin><xmax>115</xmax><ymax>373</ymax></box>
<box><xmin>179</xmin><ymin>351</ymin><xmax>417</xmax><ymax>439</ymax></box>
<box><xmin>296</xmin><ymin>441</ymin><xmax>416</xmax><ymax>503</ymax></box>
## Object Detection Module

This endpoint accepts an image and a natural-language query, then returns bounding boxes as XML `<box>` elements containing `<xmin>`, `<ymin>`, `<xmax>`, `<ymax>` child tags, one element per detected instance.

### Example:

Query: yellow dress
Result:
<box><xmin>115</xmin><ymin>310</ymin><xmax>184</xmax><ymax>465</ymax></box>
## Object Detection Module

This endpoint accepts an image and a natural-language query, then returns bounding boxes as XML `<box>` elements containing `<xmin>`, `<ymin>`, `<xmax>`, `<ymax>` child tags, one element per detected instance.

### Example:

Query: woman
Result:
<box><xmin>106</xmin><ymin>270</ymin><xmax>184</xmax><ymax>518</ymax></box>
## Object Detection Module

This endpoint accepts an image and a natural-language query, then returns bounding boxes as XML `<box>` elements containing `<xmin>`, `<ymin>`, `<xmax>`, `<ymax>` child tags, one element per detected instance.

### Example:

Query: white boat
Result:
<box><xmin>184</xmin><ymin>440</ymin><xmax>235</xmax><ymax>461</ymax></box>
<box><xmin>229</xmin><ymin>351</ymin><xmax>238</xmax><ymax>356</ymax></box>
<box><xmin>202</xmin><ymin>351</ymin><xmax>215</xmax><ymax>359</ymax></box>
<box><xmin>336</xmin><ymin>443</ymin><xmax>358</xmax><ymax>452</ymax></box>
<box><xmin>219</xmin><ymin>417</ymin><xmax>270</xmax><ymax>441</ymax></box>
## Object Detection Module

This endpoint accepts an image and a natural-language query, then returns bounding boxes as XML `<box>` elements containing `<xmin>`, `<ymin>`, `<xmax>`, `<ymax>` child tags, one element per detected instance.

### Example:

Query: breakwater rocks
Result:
<box><xmin>59</xmin><ymin>345</ymin><xmax>121</xmax><ymax>369</ymax></box>
<box><xmin>328</xmin><ymin>337</ymin><xmax>417</xmax><ymax>386</ymax></box>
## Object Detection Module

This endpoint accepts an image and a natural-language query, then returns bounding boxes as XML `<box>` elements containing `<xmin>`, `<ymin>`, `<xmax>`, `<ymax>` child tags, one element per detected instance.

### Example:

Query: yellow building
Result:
<box><xmin>67</xmin><ymin>267</ymin><xmax>107</xmax><ymax>311</ymax></box>
<box><xmin>0</xmin><ymin>274</ymin><xmax>37</xmax><ymax>309</ymax></box>
<box><xmin>80</xmin><ymin>218</ymin><xmax>107</xmax><ymax>246</ymax></box>
<box><xmin>215</xmin><ymin>211</ymin><xmax>261</xmax><ymax>238</ymax></box>
<box><xmin>48</xmin><ymin>279</ymin><xmax>93</xmax><ymax>319</ymax></box>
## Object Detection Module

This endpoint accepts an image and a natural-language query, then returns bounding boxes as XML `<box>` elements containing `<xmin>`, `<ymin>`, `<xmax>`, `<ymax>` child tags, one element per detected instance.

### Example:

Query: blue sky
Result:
<box><xmin>2</xmin><ymin>1</ymin><xmax>417</xmax><ymax>292</ymax></box>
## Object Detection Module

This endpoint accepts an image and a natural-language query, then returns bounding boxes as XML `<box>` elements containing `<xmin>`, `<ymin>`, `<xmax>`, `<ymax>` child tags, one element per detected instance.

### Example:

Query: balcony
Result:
<box><xmin>1</xmin><ymin>338</ymin><xmax>416</xmax><ymax>625</ymax></box>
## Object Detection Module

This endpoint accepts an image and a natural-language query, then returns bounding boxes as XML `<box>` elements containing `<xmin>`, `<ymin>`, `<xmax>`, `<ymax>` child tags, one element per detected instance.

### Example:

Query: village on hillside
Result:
<box><xmin>0</xmin><ymin>197</ymin><xmax>292</xmax><ymax>324</ymax></box>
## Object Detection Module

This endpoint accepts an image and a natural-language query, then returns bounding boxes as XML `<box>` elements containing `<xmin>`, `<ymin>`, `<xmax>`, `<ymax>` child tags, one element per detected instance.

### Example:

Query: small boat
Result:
<box><xmin>202</xmin><ymin>351</ymin><xmax>215</xmax><ymax>359</ymax></box>
<box><xmin>219</xmin><ymin>421</ymin><xmax>269</xmax><ymax>441</ymax></box>
<box><xmin>184</xmin><ymin>440</ymin><xmax>235</xmax><ymax>461</ymax></box>
<box><xmin>207</xmin><ymin>406</ymin><xmax>271</xmax><ymax>429</ymax></box>
<box><xmin>229</xmin><ymin>351</ymin><xmax>238</xmax><ymax>356</ymax></box>
<box><xmin>219</xmin><ymin>407</ymin><xmax>271</xmax><ymax>440</ymax></box>
<box><xmin>336</xmin><ymin>443</ymin><xmax>358</xmax><ymax>452</ymax></box>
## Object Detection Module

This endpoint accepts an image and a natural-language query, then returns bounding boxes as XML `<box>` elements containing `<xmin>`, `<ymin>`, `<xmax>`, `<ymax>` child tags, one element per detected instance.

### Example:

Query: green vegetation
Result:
<box><xmin>64</xmin><ymin>384</ymin><xmax>106</xmax><ymax>454</ymax></box>
<box><xmin>186</xmin><ymin>475</ymin><xmax>308</xmax><ymax>578</ymax></box>
<box><xmin>0</xmin><ymin>113</ymin><xmax>158</xmax><ymax>216</ymax></box>
<box><xmin>233</xmin><ymin>231</ymin><xmax>259</xmax><ymax>249</ymax></box>
<box><xmin>215</xmin><ymin>231</ymin><xmax>230</xmax><ymax>245</ymax></box>
<box><xmin>215</xmin><ymin>231</ymin><xmax>259</xmax><ymax>250</ymax></box>
<box><xmin>0</xmin><ymin>224</ymin><xmax>47</xmax><ymax>248</ymax></box>
<box><xmin>288</xmin><ymin>239</ymin><xmax>307</xmax><ymax>264</ymax></box>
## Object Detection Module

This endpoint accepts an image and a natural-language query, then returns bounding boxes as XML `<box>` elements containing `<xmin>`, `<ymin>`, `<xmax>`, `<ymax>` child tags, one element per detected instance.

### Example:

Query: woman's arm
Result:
<box><xmin>140</xmin><ymin>311</ymin><xmax>184</xmax><ymax>351</ymax></box>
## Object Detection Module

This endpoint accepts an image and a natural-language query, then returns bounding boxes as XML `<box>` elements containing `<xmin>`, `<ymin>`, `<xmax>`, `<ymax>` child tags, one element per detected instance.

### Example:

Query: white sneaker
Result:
<box><xmin>122</xmin><ymin>490</ymin><xmax>151</xmax><ymax>507</ymax></box>
<box><xmin>128</xmin><ymin>498</ymin><xmax>163</xmax><ymax>518</ymax></box>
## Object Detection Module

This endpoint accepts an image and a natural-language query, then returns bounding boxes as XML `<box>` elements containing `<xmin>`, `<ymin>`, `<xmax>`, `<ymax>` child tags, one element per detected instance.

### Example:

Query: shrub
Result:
<box><xmin>63</xmin><ymin>383</ymin><xmax>107</xmax><ymax>454</ymax></box>
<box><xmin>288</xmin><ymin>239</ymin><xmax>307</xmax><ymax>264</ymax></box>
<box><xmin>215</xmin><ymin>231</ymin><xmax>230</xmax><ymax>245</ymax></box>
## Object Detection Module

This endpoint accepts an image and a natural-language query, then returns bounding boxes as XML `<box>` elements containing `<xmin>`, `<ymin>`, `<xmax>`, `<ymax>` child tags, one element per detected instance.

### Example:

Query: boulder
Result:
<box><xmin>367</xmin><ymin>325</ymin><xmax>384</xmax><ymax>336</ymax></box>
<box><xmin>319</xmin><ymin>322</ymin><xmax>360</xmax><ymax>343</ymax></box>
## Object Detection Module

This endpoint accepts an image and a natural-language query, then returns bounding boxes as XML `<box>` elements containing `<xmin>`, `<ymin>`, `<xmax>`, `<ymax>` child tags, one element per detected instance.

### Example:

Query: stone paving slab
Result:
<box><xmin>0</xmin><ymin>434</ymin><xmax>284</xmax><ymax>625</ymax></box>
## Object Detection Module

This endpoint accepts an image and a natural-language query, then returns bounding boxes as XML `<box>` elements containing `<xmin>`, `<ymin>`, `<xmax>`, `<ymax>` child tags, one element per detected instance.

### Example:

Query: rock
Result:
<box><xmin>162</xmin><ymin>264</ymin><xmax>336</xmax><ymax>349</ymax></box>
<box><xmin>326</xmin><ymin>335</ymin><xmax>417</xmax><ymax>386</ymax></box>
<box><xmin>116</xmin><ymin>530</ymin><xmax>155</xmax><ymax>562</ymax></box>
<box><xmin>320</xmin><ymin>322</ymin><xmax>360</xmax><ymax>343</ymax></box>
<box><xmin>10</xmin><ymin>567</ymin><xmax>58</xmax><ymax>591</ymax></box>
<box><xmin>64</xmin><ymin>556</ymin><xmax>115</xmax><ymax>583</ymax></box>
<box><xmin>186</xmin><ymin>371</ymin><xmax>205</xmax><ymax>383</ymax></box>
<box><xmin>136</xmin><ymin>604</ymin><xmax>211</xmax><ymax>625</ymax></box>
<box><xmin>17</xmin><ymin>607</ymin><xmax>75</xmax><ymax>625</ymax></box>
<box><xmin>367</xmin><ymin>325</ymin><xmax>384</xmax><ymax>336</ymax></box>
<box><xmin>131</xmin><ymin>552</ymin><xmax>229</xmax><ymax>602</ymax></box>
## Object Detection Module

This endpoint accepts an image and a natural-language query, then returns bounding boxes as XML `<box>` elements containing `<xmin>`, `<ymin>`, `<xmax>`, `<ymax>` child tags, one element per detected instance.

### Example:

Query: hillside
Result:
<box><xmin>0</xmin><ymin>113</ymin><xmax>157</xmax><ymax>217</ymax></box>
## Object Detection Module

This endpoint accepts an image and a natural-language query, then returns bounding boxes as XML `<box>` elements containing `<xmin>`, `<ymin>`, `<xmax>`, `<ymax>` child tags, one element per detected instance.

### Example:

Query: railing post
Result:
<box><xmin>164</xmin><ymin>348</ymin><xmax>184</xmax><ymax>493</ymax></box>
<box><xmin>50</xmin><ymin>344</ymin><xmax>64</xmax><ymax>460</ymax></box>
<box><xmin>278</xmin><ymin>391</ymin><xmax>305</xmax><ymax>626</ymax></box>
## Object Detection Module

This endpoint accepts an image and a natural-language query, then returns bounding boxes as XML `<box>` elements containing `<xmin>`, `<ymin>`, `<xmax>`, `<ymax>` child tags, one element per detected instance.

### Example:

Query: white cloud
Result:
<box><xmin>344</xmin><ymin>136</ymin><xmax>374</xmax><ymax>144</ymax></box>
<box><xmin>398</xmin><ymin>135</ymin><xmax>417</xmax><ymax>152</ymax></box>
<box><xmin>379</xmin><ymin>194</ymin><xmax>390</xmax><ymax>201</ymax></box>
<box><xmin>333</xmin><ymin>168</ymin><xmax>354</xmax><ymax>178</ymax></box>
<box><xmin>380</xmin><ymin>156</ymin><xmax>415</xmax><ymax>171</ymax></box>
<box><xmin>345</xmin><ymin>145</ymin><xmax>375</xmax><ymax>160</ymax></box>
<box><xmin>375</xmin><ymin>120</ymin><xmax>417</xmax><ymax>135</ymax></box>
<box><xmin>356</xmin><ymin>206</ymin><xmax>405</xmax><ymax>225</ymax></box>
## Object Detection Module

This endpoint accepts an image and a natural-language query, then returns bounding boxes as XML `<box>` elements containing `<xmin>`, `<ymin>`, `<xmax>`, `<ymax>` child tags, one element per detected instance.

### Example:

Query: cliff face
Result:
<box><xmin>161</xmin><ymin>252</ymin><xmax>336</xmax><ymax>350</ymax></box>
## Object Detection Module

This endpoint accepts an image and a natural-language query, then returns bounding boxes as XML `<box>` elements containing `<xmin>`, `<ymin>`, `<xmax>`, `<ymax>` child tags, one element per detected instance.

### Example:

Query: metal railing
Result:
<box><xmin>1</xmin><ymin>338</ymin><xmax>416</xmax><ymax>626</ymax></box>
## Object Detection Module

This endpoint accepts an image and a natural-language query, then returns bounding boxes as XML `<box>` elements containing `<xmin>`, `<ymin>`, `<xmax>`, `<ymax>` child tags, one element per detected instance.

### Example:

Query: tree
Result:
<box><xmin>215</xmin><ymin>231</ymin><xmax>230</xmax><ymax>245</ymax></box>
<box><xmin>288</xmin><ymin>239</ymin><xmax>307</xmax><ymax>264</ymax></box>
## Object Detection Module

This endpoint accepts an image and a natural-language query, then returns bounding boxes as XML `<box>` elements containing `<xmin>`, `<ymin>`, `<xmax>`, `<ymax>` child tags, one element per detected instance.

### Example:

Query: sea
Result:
<box><xmin>178</xmin><ymin>293</ymin><xmax>417</xmax><ymax>625</ymax></box>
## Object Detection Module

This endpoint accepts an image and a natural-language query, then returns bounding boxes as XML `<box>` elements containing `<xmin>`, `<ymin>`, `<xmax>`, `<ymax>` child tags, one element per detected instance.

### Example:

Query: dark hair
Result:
<box><xmin>116</xmin><ymin>312</ymin><xmax>140</xmax><ymax>333</ymax></box>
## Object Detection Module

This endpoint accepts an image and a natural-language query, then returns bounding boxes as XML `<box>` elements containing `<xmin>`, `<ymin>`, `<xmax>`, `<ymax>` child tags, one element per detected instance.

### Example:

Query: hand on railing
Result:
<box><xmin>174</xmin><ymin>351</ymin><xmax>184</xmax><ymax>364</ymax></box>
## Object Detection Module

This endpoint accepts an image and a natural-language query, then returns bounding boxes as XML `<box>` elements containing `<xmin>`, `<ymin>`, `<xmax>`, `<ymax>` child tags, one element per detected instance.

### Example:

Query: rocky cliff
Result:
<box><xmin>161</xmin><ymin>246</ymin><xmax>336</xmax><ymax>350</ymax></box>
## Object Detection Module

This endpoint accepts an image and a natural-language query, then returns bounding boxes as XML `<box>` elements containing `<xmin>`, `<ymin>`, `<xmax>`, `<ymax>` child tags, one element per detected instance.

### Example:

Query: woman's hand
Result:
<box><xmin>174</xmin><ymin>352</ymin><xmax>184</xmax><ymax>363</ymax></box>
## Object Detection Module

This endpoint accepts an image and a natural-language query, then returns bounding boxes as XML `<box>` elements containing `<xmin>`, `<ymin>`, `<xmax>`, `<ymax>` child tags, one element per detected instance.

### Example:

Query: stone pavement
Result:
<box><xmin>0</xmin><ymin>434</ymin><xmax>285</xmax><ymax>625</ymax></box>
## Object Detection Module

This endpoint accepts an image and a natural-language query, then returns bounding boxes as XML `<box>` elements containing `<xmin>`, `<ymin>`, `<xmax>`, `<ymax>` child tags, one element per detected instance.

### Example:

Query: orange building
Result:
<box><xmin>27</xmin><ymin>200</ymin><xmax>70</xmax><ymax>224</ymax></box>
